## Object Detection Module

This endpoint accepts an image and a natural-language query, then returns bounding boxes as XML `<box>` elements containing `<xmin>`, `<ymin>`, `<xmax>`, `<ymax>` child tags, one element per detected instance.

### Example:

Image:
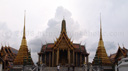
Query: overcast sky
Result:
<box><xmin>0</xmin><ymin>0</ymin><xmax>128</xmax><ymax>63</ymax></box>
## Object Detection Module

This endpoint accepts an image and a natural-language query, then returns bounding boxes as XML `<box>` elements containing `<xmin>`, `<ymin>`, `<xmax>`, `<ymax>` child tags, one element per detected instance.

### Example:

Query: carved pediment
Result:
<box><xmin>53</xmin><ymin>33</ymin><xmax>74</xmax><ymax>50</ymax></box>
<box><xmin>52</xmin><ymin>19</ymin><xmax>75</xmax><ymax>50</ymax></box>
<box><xmin>58</xmin><ymin>37</ymin><xmax>69</xmax><ymax>50</ymax></box>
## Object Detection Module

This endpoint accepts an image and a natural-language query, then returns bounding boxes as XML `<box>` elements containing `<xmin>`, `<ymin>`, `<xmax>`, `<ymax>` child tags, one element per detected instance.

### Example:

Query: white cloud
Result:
<box><xmin>28</xmin><ymin>6</ymin><xmax>86</xmax><ymax>63</ymax></box>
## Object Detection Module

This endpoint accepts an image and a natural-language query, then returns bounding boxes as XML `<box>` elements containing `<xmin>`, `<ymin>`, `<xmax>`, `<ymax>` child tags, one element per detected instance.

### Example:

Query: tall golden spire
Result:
<box><xmin>21</xmin><ymin>10</ymin><xmax>27</xmax><ymax>46</ymax></box>
<box><xmin>14</xmin><ymin>11</ymin><xmax>33</xmax><ymax>65</ymax></box>
<box><xmin>23</xmin><ymin>10</ymin><xmax>26</xmax><ymax>39</ymax></box>
<box><xmin>93</xmin><ymin>14</ymin><xmax>112</xmax><ymax>65</ymax></box>
<box><xmin>98</xmin><ymin>13</ymin><xmax>104</xmax><ymax>47</ymax></box>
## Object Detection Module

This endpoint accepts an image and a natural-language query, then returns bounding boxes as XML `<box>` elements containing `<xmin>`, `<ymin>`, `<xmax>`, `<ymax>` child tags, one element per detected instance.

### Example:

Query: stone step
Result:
<box><xmin>40</xmin><ymin>67</ymin><xmax>85</xmax><ymax>71</ymax></box>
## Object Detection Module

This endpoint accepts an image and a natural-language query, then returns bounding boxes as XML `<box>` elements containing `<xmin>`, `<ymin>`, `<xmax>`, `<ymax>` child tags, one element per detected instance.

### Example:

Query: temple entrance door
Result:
<box><xmin>59</xmin><ymin>50</ymin><xmax>68</xmax><ymax>66</ymax></box>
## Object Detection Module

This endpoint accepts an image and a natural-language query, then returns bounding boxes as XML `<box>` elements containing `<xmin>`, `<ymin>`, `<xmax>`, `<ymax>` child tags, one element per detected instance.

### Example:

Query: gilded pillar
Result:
<box><xmin>39</xmin><ymin>55</ymin><xmax>40</xmax><ymax>64</ymax></box>
<box><xmin>86</xmin><ymin>56</ymin><xmax>89</xmax><ymax>65</ymax></box>
<box><xmin>56</xmin><ymin>48</ymin><xmax>59</xmax><ymax>65</ymax></box>
<box><xmin>73</xmin><ymin>50</ymin><xmax>75</xmax><ymax>65</ymax></box>
<box><xmin>41</xmin><ymin>55</ymin><xmax>43</xmax><ymax>64</ymax></box>
<box><xmin>52</xmin><ymin>50</ymin><xmax>54</xmax><ymax>67</ymax></box>
<box><xmin>80</xmin><ymin>54</ymin><xmax>82</xmax><ymax>66</ymax></box>
<box><xmin>84</xmin><ymin>55</ymin><xmax>85</xmax><ymax>63</ymax></box>
<box><xmin>58</xmin><ymin>49</ymin><xmax>59</xmax><ymax>65</ymax></box>
<box><xmin>49</xmin><ymin>53</ymin><xmax>51</xmax><ymax>67</ymax></box>
<box><xmin>68</xmin><ymin>49</ymin><xmax>70</xmax><ymax>65</ymax></box>
<box><xmin>45</xmin><ymin>54</ymin><xmax>46</xmax><ymax>65</ymax></box>
<box><xmin>56</xmin><ymin>50</ymin><xmax>58</xmax><ymax>65</ymax></box>
<box><xmin>76</xmin><ymin>53</ymin><xmax>78</xmax><ymax>66</ymax></box>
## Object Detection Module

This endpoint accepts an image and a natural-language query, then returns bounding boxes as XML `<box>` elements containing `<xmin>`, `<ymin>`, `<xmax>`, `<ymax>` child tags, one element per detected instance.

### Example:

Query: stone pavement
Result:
<box><xmin>40</xmin><ymin>67</ymin><xmax>85</xmax><ymax>71</ymax></box>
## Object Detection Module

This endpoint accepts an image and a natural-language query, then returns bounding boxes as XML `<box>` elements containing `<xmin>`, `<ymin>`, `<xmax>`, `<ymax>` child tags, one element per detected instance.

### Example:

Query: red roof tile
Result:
<box><xmin>47</xmin><ymin>44</ymin><xmax>54</xmax><ymax>48</ymax></box>
<box><xmin>40</xmin><ymin>43</ymin><xmax>87</xmax><ymax>54</ymax></box>
<box><xmin>73</xmin><ymin>44</ymin><xmax>80</xmax><ymax>48</ymax></box>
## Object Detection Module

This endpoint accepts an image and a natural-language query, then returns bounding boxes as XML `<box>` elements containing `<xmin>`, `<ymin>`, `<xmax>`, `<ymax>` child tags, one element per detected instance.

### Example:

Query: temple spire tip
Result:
<box><xmin>23</xmin><ymin>10</ymin><xmax>26</xmax><ymax>38</ymax></box>
<box><xmin>61</xmin><ymin>19</ymin><xmax>67</xmax><ymax>33</ymax></box>
<box><xmin>100</xmin><ymin>13</ymin><xmax>102</xmax><ymax>40</ymax></box>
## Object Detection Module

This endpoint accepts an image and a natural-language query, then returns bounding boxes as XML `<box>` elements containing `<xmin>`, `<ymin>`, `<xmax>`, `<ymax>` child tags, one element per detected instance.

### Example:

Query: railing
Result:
<box><xmin>32</xmin><ymin>64</ymin><xmax>46</xmax><ymax>71</ymax></box>
<box><xmin>32</xmin><ymin>66</ymin><xmax>38</xmax><ymax>71</ymax></box>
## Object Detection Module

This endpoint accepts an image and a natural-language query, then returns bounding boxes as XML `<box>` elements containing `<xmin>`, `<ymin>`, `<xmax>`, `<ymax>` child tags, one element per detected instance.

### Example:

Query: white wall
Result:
<box><xmin>0</xmin><ymin>64</ymin><xmax>2</xmax><ymax>71</ymax></box>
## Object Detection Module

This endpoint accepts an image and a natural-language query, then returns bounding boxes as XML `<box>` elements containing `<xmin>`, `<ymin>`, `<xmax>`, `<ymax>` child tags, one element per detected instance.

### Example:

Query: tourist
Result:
<box><xmin>57</xmin><ymin>65</ymin><xmax>60</xmax><ymax>71</ymax></box>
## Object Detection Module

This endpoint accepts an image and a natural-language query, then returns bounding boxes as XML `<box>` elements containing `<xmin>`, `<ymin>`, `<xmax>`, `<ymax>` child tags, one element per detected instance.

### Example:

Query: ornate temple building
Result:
<box><xmin>114</xmin><ymin>45</ymin><xmax>128</xmax><ymax>64</ymax></box>
<box><xmin>92</xmin><ymin>16</ymin><xmax>113</xmax><ymax>71</ymax></box>
<box><xmin>109</xmin><ymin>45</ymin><xmax>128</xmax><ymax>71</ymax></box>
<box><xmin>13</xmin><ymin>11</ymin><xmax>34</xmax><ymax>66</ymax></box>
<box><xmin>0</xmin><ymin>46</ymin><xmax>18</xmax><ymax>70</ymax></box>
<box><xmin>38</xmin><ymin>19</ymin><xmax>89</xmax><ymax>67</ymax></box>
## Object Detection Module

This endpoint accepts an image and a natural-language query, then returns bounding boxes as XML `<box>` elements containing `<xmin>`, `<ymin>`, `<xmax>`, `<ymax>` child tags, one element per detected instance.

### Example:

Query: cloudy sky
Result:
<box><xmin>0</xmin><ymin>0</ymin><xmax>128</xmax><ymax>63</ymax></box>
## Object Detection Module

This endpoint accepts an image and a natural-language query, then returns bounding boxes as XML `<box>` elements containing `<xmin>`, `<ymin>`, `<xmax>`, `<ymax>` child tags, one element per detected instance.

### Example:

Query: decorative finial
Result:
<box><xmin>100</xmin><ymin>13</ymin><xmax>102</xmax><ymax>40</ymax></box>
<box><xmin>122</xmin><ymin>44</ymin><xmax>124</xmax><ymax>47</ymax></box>
<box><xmin>72</xmin><ymin>38</ymin><xmax>74</xmax><ymax>42</ymax></box>
<box><xmin>23</xmin><ymin>10</ymin><xmax>26</xmax><ymax>39</ymax></box>
<box><xmin>21</xmin><ymin>10</ymin><xmax>27</xmax><ymax>46</ymax></box>
<box><xmin>84</xmin><ymin>43</ymin><xmax>86</xmax><ymax>50</ymax></box>
<box><xmin>24</xmin><ymin>10</ymin><xmax>26</xmax><ymax>25</ymax></box>
<box><xmin>118</xmin><ymin>43</ymin><xmax>120</xmax><ymax>47</ymax></box>
<box><xmin>53</xmin><ymin>39</ymin><xmax>56</xmax><ymax>42</ymax></box>
<box><xmin>84</xmin><ymin>43</ymin><xmax>86</xmax><ymax>47</ymax></box>
<box><xmin>40</xmin><ymin>41</ymin><xmax>43</xmax><ymax>46</ymax></box>
<box><xmin>69</xmin><ymin>35</ymin><xmax>72</xmax><ymax>40</ymax></box>
<box><xmin>80</xmin><ymin>41</ymin><xmax>82</xmax><ymax>45</ymax></box>
<box><xmin>5</xmin><ymin>42</ymin><xmax>7</xmax><ymax>47</ymax></box>
<box><xmin>8</xmin><ymin>42</ymin><xmax>9</xmax><ymax>47</ymax></box>
<box><xmin>1</xmin><ymin>43</ymin><xmax>3</xmax><ymax>47</ymax></box>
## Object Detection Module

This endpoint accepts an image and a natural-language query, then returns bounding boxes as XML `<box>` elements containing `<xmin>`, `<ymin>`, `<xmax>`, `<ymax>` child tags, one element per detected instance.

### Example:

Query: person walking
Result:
<box><xmin>57</xmin><ymin>65</ymin><xmax>60</xmax><ymax>71</ymax></box>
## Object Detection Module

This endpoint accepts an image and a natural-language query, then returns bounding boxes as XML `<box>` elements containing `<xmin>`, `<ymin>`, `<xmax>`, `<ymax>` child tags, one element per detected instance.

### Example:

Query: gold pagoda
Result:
<box><xmin>92</xmin><ymin>15</ymin><xmax>112</xmax><ymax>70</ymax></box>
<box><xmin>13</xmin><ymin>11</ymin><xmax>33</xmax><ymax>65</ymax></box>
